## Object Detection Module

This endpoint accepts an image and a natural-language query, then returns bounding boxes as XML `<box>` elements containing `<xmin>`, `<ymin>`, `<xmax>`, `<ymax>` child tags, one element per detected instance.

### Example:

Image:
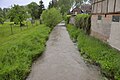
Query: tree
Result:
<box><xmin>41</xmin><ymin>8</ymin><xmax>62</xmax><ymax>27</ymax></box>
<box><xmin>3</xmin><ymin>8</ymin><xmax>10</xmax><ymax>20</ymax></box>
<box><xmin>8</xmin><ymin>5</ymin><xmax>27</xmax><ymax>27</ymax></box>
<box><xmin>48</xmin><ymin>0</ymin><xmax>57</xmax><ymax>9</ymax></box>
<box><xmin>27</xmin><ymin>2</ymin><xmax>39</xmax><ymax>19</ymax></box>
<box><xmin>0</xmin><ymin>8</ymin><xmax>4</xmax><ymax>24</ymax></box>
<box><xmin>57</xmin><ymin>0</ymin><xmax>74</xmax><ymax>15</ymax></box>
<box><xmin>39</xmin><ymin>0</ymin><xmax>45</xmax><ymax>17</ymax></box>
<box><xmin>48</xmin><ymin>1</ymin><xmax>53</xmax><ymax>9</ymax></box>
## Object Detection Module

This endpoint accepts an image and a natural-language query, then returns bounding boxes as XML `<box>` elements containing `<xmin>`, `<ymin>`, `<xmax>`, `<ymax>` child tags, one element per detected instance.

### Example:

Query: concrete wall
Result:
<box><xmin>91</xmin><ymin>15</ymin><xmax>112</xmax><ymax>41</ymax></box>
<box><xmin>91</xmin><ymin>0</ymin><xmax>120</xmax><ymax>51</ymax></box>
<box><xmin>108</xmin><ymin>22</ymin><xmax>120</xmax><ymax>51</ymax></box>
<box><xmin>69</xmin><ymin>16</ymin><xmax>75</xmax><ymax>25</ymax></box>
<box><xmin>91</xmin><ymin>15</ymin><xmax>120</xmax><ymax>51</ymax></box>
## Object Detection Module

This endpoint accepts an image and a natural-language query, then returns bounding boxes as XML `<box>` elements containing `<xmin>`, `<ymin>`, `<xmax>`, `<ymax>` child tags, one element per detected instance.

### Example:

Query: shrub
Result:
<box><xmin>0</xmin><ymin>25</ymin><xmax>51</xmax><ymax>80</ymax></box>
<box><xmin>0</xmin><ymin>17</ymin><xmax>4</xmax><ymax>24</ymax></box>
<box><xmin>41</xmin><ymin>8</ymin><xmax>62</xmax><ymax>28</ymax></box>
<box><xmin>64</xmin><ymin>15</ymin><xmax>71</xmax><ymax>24</ymax></box>
<box><xmin>67</xmin><ymin>24</ymin><xmax>120</xmax><ymax>80</ymax></box>
<box><xmin>75</xmin><ymin>14</ymin><xmax>91</xmax><ymax>34</ymax></box>
<box><xmin>67</xmin><ymin>24</ymin><xmax>79</xmax><ymax>42</ymax></box>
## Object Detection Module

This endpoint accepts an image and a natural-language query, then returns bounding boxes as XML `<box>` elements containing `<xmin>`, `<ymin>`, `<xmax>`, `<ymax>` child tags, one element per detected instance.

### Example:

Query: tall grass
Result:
<box><xmin>67</xmin><ymin>24</ymin><xmax>120</xmax><ymax>80</ymax></box>
<box><xmin>0</xmin><ymin>24</ymin><xmax>51</xmax><ymax>80</ymax></box>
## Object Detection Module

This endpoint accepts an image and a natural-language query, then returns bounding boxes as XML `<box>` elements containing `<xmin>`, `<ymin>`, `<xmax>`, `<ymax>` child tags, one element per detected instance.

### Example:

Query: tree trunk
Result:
<box><xmin>20</xmin><ymin>21</ymin><xmax>22</xmax><ymax>31</ymax></box>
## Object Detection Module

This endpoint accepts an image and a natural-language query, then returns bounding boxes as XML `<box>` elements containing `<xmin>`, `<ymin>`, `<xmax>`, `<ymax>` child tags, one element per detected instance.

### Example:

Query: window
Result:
<box><xmin>98</xmin><ymin>15</ymin><xmax>102</xmax><ymax>20</ymax></box>
<box><xmin>112</xmin><ymin>16</ymin><xmax>120</xmax><ymax>22</ymax></box>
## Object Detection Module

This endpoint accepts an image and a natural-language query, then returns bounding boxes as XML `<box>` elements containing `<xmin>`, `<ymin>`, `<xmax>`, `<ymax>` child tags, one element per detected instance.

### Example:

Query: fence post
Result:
<box><xmin>26</xmin><ymin>22</ymin><xmax>28</xmax><ymax>29</ymax></box>
<box><xmin>10</xmin><ymin>24</ymin><xmax>13</xmax><ymax>35</ymax></box>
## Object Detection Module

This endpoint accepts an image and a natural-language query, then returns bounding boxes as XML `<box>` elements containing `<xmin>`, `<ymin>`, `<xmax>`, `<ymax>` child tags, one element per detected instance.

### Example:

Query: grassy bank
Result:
<box><xmin>67</xmin><ymin>24</ymin><xmax>120</xmax><ymax>80</ymax></box>
<box><xmin>0</xmin><ymin>24</ymin><xmax>51</xmax><ymax>80</ymax></box>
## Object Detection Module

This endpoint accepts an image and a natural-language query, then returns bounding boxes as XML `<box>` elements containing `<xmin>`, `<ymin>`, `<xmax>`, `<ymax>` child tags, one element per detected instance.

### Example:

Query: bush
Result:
<box><xmin>0</xmin><ymin>25</ymin><xmax>51</xmax><ymax>80</ymax></box>
<box><xmin>64</xmin><ymin>15</ymin><xmax>71</xmax><ymax>24</ymax></box>
<box><xmin>67</xmin><ymin>24</ymin><xmax>120</xmax><ymax>80</ymax></box>
<box><xmin>75</xmin><ymin>14</ymin><xmax>91</xmax><ymax>34</ymax></box>
<box><xmin>0</xmin><ymin>17</ymin><xmax>4</xmax><ymax>24</ymax></box>
<box><xmin>41</xmin><ymin>8</ymin><xmax>62</xmax><ymax>28</ymax></box>
<box><xmin>67</xmin><ymin>24</ymin><xmax>79</xmax><ymax>42</ymax></box>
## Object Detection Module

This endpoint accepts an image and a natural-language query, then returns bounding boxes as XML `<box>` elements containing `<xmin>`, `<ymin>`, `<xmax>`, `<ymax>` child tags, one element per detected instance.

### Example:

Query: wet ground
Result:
<box><xmin>26</xmin><ymin>22</ymin><xmax>102</xmax><ymax>80</ymax></box>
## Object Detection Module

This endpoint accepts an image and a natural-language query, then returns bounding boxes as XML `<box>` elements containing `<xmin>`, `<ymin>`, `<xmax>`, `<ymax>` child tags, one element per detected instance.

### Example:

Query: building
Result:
<box><xmin>69</xmin><ymin>7</ymin><xmax>83</xmax><ymax>25</ymax></box>
<box><xmin>81</xmin><ymin>4</ymin><xmax>92</xmax><ymax>13</ymax></box>
<box><xmin>91</xmin><ymin>0</ymin><xmax>120</xmax><ymax>50</ymax></box>
<box><xmin>71</xmin><ymin>7</ymin><xmax>83</xmax><ymax>15</ymax></box>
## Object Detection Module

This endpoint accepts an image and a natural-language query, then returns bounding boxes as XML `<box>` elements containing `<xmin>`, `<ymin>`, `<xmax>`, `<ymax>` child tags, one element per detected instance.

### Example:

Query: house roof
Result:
<box><xmin>71</xmin><ymin>7</ymin><xmax>83</xmax><ymax>13</ymax></box>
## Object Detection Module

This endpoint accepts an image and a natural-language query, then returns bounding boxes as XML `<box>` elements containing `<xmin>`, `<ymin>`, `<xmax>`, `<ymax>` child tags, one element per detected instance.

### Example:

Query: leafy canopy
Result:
<box><xmin>27</xmin><ymin>2</ymin><xmax>39</xmax><ymax>19</ymax></box>
<box><xmin>41</xmin><ymin>8</ymin><xmax>62</xmax><ymax>27</ymax></box>
<box><xmin>8</xmin><ymin>5</ymin><xmax>27</xmax><ymax>26</ymax></box>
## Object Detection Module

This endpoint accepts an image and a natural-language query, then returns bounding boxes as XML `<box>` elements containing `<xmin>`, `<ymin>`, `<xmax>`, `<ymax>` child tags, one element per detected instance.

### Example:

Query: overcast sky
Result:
<box><xmin>0</xmin><ymin>0</ymin><xmax>51</xmax><ymax>9</ymax></box>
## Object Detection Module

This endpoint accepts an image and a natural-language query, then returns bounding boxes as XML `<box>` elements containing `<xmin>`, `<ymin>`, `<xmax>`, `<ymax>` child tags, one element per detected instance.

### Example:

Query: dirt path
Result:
<box><xmin>26</xmin><ymin>22</ymin><xmax>102</xmax><ymax>80</ymax></box>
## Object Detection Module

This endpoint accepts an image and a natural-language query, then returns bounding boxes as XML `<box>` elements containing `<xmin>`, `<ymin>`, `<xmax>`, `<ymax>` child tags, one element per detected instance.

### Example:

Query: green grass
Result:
<box><xmin>0</xmin><ymin>21</ymin><xmax>39</xmax><ymax>44</ymax></box>
<box><xmin>0</xmin><ymin>24</ymin><xmax>51</xmax><ymax>80</ymax></box>
<box><xmin>67</xmin><ymin>24</ymin><xmax>120</xmax><ymax>80</ymax></box>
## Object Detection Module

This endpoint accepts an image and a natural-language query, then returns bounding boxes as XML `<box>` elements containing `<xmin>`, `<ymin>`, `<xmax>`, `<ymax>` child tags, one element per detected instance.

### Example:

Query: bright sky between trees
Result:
<box><xmin>0</xmin><ymin>0</ymin><xmax>51</xmax><ymax>9</ymax></box>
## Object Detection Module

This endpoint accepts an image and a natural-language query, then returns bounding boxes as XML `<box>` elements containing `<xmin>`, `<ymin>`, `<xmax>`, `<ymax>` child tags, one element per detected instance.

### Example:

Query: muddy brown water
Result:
<box><xmin>26</xmin><ymin>22</ymin><xmax>102</xmax><ymax>80</ymax></box>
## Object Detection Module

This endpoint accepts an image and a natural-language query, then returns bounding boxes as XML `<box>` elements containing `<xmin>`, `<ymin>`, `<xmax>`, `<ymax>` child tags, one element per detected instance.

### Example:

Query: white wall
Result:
<box><xmin>108</xmin><ymin>22</ymin><xmax>120</xmax><ymax>51</ymax></box>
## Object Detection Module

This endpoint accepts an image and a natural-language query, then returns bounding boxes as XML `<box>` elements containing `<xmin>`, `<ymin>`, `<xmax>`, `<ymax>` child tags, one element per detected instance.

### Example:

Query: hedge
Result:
<box><xmin>75</xmin><ymin>14</ymin><xmax>91</xmax><ymax>34</ymax></box>
<box><xmin>67</xmin><ymin>24</ymin><xmax>120</xmax><ymax>80</ymax></box>
<box><xmin>64</xmin><ymin>15</ymin><xmax>71</xmax><ymax>24</ymax></box>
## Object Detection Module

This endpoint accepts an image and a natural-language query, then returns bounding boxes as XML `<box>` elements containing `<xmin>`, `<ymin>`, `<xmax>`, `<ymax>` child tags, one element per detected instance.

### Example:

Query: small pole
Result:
<box><xmin>26</xmin><ymin>21</ymin><xmax>28</xmax><ymax>29</ymax></box>
<box><xmin>10</xmin><ymin>24</ymin><xmax>13</xmax><ymax>35</ymax></box>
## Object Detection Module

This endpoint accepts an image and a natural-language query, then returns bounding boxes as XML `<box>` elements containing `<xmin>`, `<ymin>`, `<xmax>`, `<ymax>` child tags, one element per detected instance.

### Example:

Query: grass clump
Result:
<box><xmin>67</xmin><ymin>24</ymin><xmax>120</xmax><ymax>80</ymax></box>
<box><xmin>0</xmin><ymin>25</ymin><xmax>51</xmax><ymax>80</ymax></box>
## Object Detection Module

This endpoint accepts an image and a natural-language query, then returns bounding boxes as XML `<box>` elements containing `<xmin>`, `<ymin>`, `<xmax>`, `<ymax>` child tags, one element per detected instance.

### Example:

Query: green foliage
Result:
<box><xmin>0</xmin><ymin>25</ymin><xmax>51</xmax><ymax>80</ymax></box>
<box><xmin>19</xmin><ymin>1</ymin><xmax>45</xmax><ymax>20</ymax></box>
<box><xmin>57</xmin><ymin>0</ymin><xmax>74</xmax><ymax>15</ymax></box>
<box><xmin>75</xmin><ymin>14</ymin><xmax>91</xmax><ymax>34</ymax></box>
<box><xmin>0</xmin><ymin>17</ymin><xmax>4</xmax><ymax>24</ymax></box>
<box><xmin>0</xmin><ymin>8</ymin><xmax>4</xmax><ymax>24</ymax></box>
<box><xmin>48</xmin><ymin>0</ymin><xmax>57</xmax><ymax>9</ymax></box>
<box><xmin>39</xmin><ymin>0</ymin><xmax>45</xmax><ymax>17</ymax></box>
<box><xmin>67</xmin><ymin>24</ymin><xmax>79</xmax><ymax>42</ymax></box>
<box><xmin>8</xmin><ymin>5</ymin><xmax>27</xmax><ymax>26</ymax></box>
<box><xmin>0</xmin><ymin>21</ymin><xmax>35</xmax><ymax>40</ymax></box>
<box><xmin>64</xmin><ymin>15</ymin><xmax>71</xmax><ymax>24</ymax></box>
<box><xmin>67</xmin><ymin>24</ymin><xmax>120</xmax><ymax>80</ymax></box>
<box><xmin>2</xmin><ymin>8</ymin><xmax>10</xmax><ymax>20</ymax></box>
<box><xmin>27</xmin><ymin>2</ymin><xmax>39</xmax><ymax>19</ymax></box>
<box><xmin>41</xmin><ymin>8</ymin><xmax>62</xmax><ymax>27</ymax></box>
